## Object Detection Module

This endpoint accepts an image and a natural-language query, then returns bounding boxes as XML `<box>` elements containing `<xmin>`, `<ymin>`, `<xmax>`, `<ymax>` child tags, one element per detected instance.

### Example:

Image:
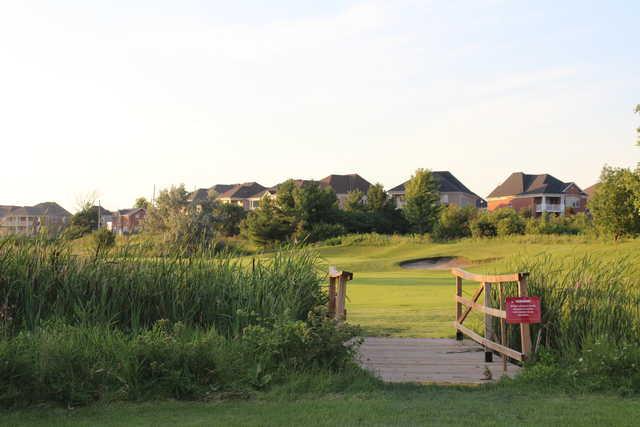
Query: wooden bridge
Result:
<box><xmin>327</xmin><ymin>267</ymin><xmax>532</xmax><ymax>384</ymax></box>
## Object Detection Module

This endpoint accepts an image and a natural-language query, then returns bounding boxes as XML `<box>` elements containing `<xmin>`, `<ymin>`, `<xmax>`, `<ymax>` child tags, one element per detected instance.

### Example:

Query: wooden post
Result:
<box><xmin>328</xmin><ymin>276</ymin><xmax>337</xmax><ymax>318</ymax></box>
<box><xmin>518</xmin><ymin>273</ymin><xmax>532</xmax><ymax>359</ymax></box>
<box><xmin>336</xmin><ymin>274</ymin><xmax>347</xmax><ymax>321</ymax></box>
<box><xmin>455</xmin><ymin>276</ymin><xmax>463</xmax><ymax>341</ymax></box>
<box><xmin>499</xmin><ymin>283</ymin><xmax>507</xmax><ymax>372</ymax></box>
<box><xmin>484</xmin><ymin>282</ymin><xmax>493</xmax><ymax>363</ymax></box>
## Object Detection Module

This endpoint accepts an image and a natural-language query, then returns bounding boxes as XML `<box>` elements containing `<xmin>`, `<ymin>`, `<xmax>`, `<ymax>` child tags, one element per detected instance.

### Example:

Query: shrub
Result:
<box><xmin>470</xmin><ymin>211</ymin><xmax>497</xmax><ymax>237</ymax></box>
<box><xmin>433</xmin><ymin>205</ymin><xmax>476</xmax><ymax>240</ymax></box>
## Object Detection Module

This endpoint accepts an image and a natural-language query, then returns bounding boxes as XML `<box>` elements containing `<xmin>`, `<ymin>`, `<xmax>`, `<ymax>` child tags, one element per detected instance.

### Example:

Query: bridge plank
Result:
<box><xmin>358</xmin><ymin>337</ymin><xmax>521</xmax><ymax>384</ymax></box>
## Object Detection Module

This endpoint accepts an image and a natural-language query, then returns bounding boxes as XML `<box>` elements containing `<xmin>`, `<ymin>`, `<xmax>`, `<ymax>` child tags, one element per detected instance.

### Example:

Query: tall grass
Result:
<box><xmin>0</xmin><ymin>238</ymin><xmax>324</xmax><ymax>337</ymax></box>
<box><xmin>497</xmin><ymin>254</ymin><xmax>640</xmax><ymax>356</ymax></box>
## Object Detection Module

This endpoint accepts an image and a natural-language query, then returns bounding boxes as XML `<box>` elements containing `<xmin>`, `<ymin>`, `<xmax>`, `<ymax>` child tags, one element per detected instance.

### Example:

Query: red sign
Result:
<box><xmin>506</xmin><ymin>296</ymin><xmax>541</xmax><ymax>324</ymax></box>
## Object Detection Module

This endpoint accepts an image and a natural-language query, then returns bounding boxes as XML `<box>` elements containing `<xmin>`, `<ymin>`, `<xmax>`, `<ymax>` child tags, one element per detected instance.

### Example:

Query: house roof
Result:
<box><xmin>273</xmin><ymin>179</ymin><xmax>329</xmax><ymax>191</ymax></box>
<box><xmin>118</xmin><ymin>208</ymin><xmax>145</xmax><ymax>216</ymax></box>
<box><xmin>210</xmin><ymin>184</ymin><xmax>236</xmax><ymax>195</ymax></box>
<box><xmin>487</xmin><ymin>173</ymin><xmax>585</xmax><ymax>198</ymax></box>
<box><xmin>0</xmin><ymin>202</ymin><xmax>71</xmax><ymax>218</ymax></box>
<box><xmin>388</xmin><ymin>171</ymin><xmax>482</xmax><ymax>198</ymax></box>
<box><xmin>36</xmin><ymin>202</ymin><xmax>72</xmax><ymax>217</ymax></box>
<box><xmin>584</xmin><ymin>183</ymin><xmax>600</xmax><ymax>197</ymax></box>
<box><xmin>319</xmin><ymin>174</ymin><xmax>372</xmax><ymax>195</ymax></box>
<box><xmin>90</xmin><ymin>205</ymin><xmax>112</xmax><ymax>216</ymax></box>
<box><xmin>0</xmin><ymin>205</ymin><xmax>19</xmax><ymax>218</ymax></box>
<box><xmin>219</xmin><ymin>182</ymin><xmax>267</xmax><ymax>199</ymax></box>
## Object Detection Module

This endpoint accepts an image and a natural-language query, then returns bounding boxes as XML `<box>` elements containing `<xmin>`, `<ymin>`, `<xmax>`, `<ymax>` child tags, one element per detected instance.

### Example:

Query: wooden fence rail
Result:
<box><xmin>328</xmin><ymin>267</ymin><xmax>353</xmax><ymax>321</ymax></box>
<box><xmin>452</xmin><ymin>268</ymin><xmax>532</xmax><ymax>362</ymax></box>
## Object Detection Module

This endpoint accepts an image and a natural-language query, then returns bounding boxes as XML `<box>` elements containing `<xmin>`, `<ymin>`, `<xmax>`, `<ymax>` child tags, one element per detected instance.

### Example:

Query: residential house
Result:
<box><xmin>95</xmin><ymin>206</ymin><xmax>113</xmax><ymax>229</ymax></box>
<box><xmin>218</xmin><ymin>182</ymin><xmax>268</xmax><ymax>210</ymax></box>
<box><xmin>319</xmin><ymin>174</ymin><xmax>372</xmax><ymax>208</ymax></box>
<box><xmin>388</xmin><ymin>171</ymin><xmax>485</xmax><ymax>209</ymax></box>
<box><xmin>110</xmin><ymin>208</ymin><xmax>146</xmax><ymax>235</ymax></box>
<box><xmin>188</xmin><ymin>184</ymin><xmax>237</xmax><ymax>204</ymax></box>
<box><xmin>0</xmin><ymin>202</ymin><xmax>71</xmax><ymax>236</ymax></box>
<box><xmin>486</xmin><ymin>172</ymin><xmax>587</xmax><ymax>215</ymax></box>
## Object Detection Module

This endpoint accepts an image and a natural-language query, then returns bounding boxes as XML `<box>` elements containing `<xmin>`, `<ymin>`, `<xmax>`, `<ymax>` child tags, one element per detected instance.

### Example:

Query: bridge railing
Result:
<box><xmin>328</xmin><ymin>267</ymin><xmax>353</xmax><ymax>321</ymax></box>
<box><xmin>452</xmin><ymin>268</ymin><xmax>532</xmax><ymax>362</ymax></box>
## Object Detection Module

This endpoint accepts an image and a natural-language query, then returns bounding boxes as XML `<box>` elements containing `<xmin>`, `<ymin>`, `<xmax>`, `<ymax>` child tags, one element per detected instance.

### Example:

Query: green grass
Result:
<box><xmin>314</xmin><ymin>235</ymin><xmax>640</xmax><ymax>338</ymax></box>
<box><xmin>6</xmin><ymin>384</ymin><xmax>640</xmax><ymax>426</ymax></box>
<box><xmin>7</xmin><ymin>234</ymin><xmax>640</xmax><ymax>425</ymax></box>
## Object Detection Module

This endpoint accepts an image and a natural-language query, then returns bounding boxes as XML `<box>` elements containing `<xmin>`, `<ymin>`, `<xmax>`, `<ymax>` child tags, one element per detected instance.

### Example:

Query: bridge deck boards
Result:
<box><xmin>357</xmin><ymin>337</ymin><xmax>521</xmax><ymax>384</ymax></box>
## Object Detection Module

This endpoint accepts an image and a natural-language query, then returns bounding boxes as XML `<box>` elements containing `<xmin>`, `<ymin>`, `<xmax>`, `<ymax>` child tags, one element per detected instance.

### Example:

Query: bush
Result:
<box><xmin>433</xmin><ymin>205</ymin><xmax>476</xmax><ymax>240</ymax></box>
<box><xmin>0</xmin><ymin>313</ymin><xmax>360</xmax><ymax>407</ymax></box>
<box><xmin>470</xmin><ymin>211</ymin><xmax>497</xmax><ymax>237</ymax></box>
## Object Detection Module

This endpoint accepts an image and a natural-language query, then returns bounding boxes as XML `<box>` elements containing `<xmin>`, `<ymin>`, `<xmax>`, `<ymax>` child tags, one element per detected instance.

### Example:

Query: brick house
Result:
<box><xmin>388</xmin><ymin>171</ymin><xmax>485</xmax><ymax>209</ymax></box>
<box><xmin>110</xmin><ymin>208</ymin><xmax>146</xmax><ymax>235</ymax></box>
<box><xmin>486</xmin><ymin>172</ymin><xmax>587</xmax><ymax>215</ymax></box>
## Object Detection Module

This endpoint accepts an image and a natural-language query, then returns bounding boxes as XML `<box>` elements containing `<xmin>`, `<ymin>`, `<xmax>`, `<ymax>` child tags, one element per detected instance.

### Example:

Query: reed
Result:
<box><xmin>0</xmin><ymin>238</ymin><xmax>324</xmax><ymax>337</ymax></box>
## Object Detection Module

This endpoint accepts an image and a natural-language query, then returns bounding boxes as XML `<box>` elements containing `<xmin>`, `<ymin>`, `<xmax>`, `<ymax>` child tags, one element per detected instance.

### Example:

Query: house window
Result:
<box><xmin>440</xmin><ymin>194</ymin><xmax>449</xmax><ymax>205</ymax></box>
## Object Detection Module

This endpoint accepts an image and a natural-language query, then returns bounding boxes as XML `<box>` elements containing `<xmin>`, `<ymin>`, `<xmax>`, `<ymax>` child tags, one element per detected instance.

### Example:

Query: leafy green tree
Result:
<box><xmin>69</xmin><ymin>205</ymin><xmax>99</xmax><ymax>236</ymax></box>
<box><xmin>403</xmin><ymin>169</ymin><xmax>441</xmax><ymax>233</ymax></box>
<box><xmin>242</xmin><ymin>197</ymin><xmax>293</xmax><ymax>246</ymax></box>
<box><xmin>145</xmin><ymin>184</ymin><xmax>225</xmax><ymax>251</ymax></box>
<box><xmin>366</xmin><ymin>183</ymin><xmax>389</xmax><ymax>212</ymax></box>
<box><xmin>214</xmin><ymin>203</ymin><xmax>246</xmax><ymax>237</ymax></box>
<box><xmin>589</xmin><ymin>167</ymin><xmax>640</xmax><ymax>239</ymax></box>
<box><xmin>276</xmin><ymin>180</ymin><xmax>297</xmax><ymax>214</ymax></box>
<box><xmin>134</xmin><ymin>197</ymin><xmax>151</xmax><ymax>209</ymax></box>
<box><xmin>343</xmin><ymin>189</ymin><xmax>366</xmax><ymax>212</ymax></box>
<box><xmin>293</xmin><ymin>182</ymin><xmax>339</xmax><ymax>225</ymax></box>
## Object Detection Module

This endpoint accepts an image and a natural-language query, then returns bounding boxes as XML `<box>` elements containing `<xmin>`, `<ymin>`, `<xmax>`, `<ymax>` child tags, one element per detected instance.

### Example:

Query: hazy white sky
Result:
<box><xmin>1</xmin><ymin>1</ymin><xmax>638</xmax><ymax>212</ymax></box>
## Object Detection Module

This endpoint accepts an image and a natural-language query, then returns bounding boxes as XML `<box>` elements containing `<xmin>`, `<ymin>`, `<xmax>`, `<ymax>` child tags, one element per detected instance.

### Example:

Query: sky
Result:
<box><xmin>1</xmin><ymin>1</ymin><xmax>639</xmax><ymax>212</ymax></box>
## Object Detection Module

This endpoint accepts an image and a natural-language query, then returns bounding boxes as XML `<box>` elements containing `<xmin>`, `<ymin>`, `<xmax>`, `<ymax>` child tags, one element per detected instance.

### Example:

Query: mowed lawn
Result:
<box><xmin>315</xmin><ymin>235</ymin><xmax>640</xmax><ymax>338</ymax></box>
<box><xmin>6</xmin><ymin>385</ymin><xmax>640</xmax><ymax>427</ymax></box>
<box><xmin>8</xmin><ymin>236</ymin><xmax>640</xmax><ymax>426</ymax></box>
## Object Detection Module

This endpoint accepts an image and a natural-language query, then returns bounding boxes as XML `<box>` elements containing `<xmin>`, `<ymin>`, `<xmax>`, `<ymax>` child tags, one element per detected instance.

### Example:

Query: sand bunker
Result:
<box><xmin>399</xmin><ymin>256</ymin><xmax>469</xmax><ymax>270</ymax></box>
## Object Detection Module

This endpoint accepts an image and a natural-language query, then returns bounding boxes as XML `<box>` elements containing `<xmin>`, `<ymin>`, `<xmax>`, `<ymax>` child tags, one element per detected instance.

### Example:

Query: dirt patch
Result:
<box><xmin>399</xmin><ymin>256</ymin><xmax>470</xmax><ymax>270</ymax></box>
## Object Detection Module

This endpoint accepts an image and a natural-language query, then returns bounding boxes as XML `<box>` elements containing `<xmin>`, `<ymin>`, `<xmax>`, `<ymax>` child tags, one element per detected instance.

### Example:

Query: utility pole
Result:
<box><xmin>98</xmin><ymin>199</ymin><xmax>101</xmax><ymax>229</ymax></box>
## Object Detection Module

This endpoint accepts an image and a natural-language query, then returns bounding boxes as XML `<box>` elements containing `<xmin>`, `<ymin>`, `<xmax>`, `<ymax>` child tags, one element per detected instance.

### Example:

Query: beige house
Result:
<box><xmin>218</xmin><ymin>182</ymin><xmax>269</xmax><ymax>211</ymax></box>
<box><xmin>388</xmin><ymin>171</ymin><xmax>484</xmax><ymax>209</ymax></box>
<box><xmin>0</xmin><ymin>202</ymin><xmax>71</xmax><ymax>236</ymax></box>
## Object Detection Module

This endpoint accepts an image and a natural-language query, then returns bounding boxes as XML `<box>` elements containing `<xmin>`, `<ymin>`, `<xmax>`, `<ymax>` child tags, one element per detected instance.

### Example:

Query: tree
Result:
<box><xmin>293</xmin><ymin>182</ymin><xmax>339</xmax><ymax>225</ymax></box>
<box><xmin>589</xmin><ymin>167</ymin><xmax>640</xmax><ymax>239</ymax></box>
<box><xmin>366</xmin><ymin>183</ymin><xmax>389</xmax><ymax>212</ymax></box>
<box><xmin>214</xmin><ymin>203</ymin><xmax>246</xmax><ymax>237</ymax></box>
<box><xmin>276</xmin><ymin>180</ymin><xmax>297</xmax><ymax>215</ymax></box>
<box><xmin>343</xmin><ymin>189</ymin><xmax>365</xmax><ymax>212</ymax></box>
<box><xmin>242</xmin><ymin>197</ymin><xmax>293</xmax><ymax>246</ymax></box>
<box><xmin>145</xmin><ymin>184</ymin><xmax>224</xmax><ymax>252</ymax></box>
<box><xmin>403</xmin><ymin>169</ymin><xmax>441</xmax><ymax>233</ymax></box>
<box><xmin>134</xmin><ymin>197</ymin><xmax>151</xmax><ymax>209</ymax></box>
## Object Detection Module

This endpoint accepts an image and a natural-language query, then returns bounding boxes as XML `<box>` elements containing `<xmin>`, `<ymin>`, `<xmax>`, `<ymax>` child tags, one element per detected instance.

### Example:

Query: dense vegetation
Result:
<box><xmin>0</xmin><ymin>238</ymin><xmax>358</xmax><ymax>407</ymax></box>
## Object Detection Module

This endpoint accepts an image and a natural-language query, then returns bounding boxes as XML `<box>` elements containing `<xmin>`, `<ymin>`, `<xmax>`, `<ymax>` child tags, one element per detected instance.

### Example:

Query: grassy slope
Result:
<box><xmin>10</xmin><ymin>235</ymin><xmax>640</xmax><ymax>426</ymax></box>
